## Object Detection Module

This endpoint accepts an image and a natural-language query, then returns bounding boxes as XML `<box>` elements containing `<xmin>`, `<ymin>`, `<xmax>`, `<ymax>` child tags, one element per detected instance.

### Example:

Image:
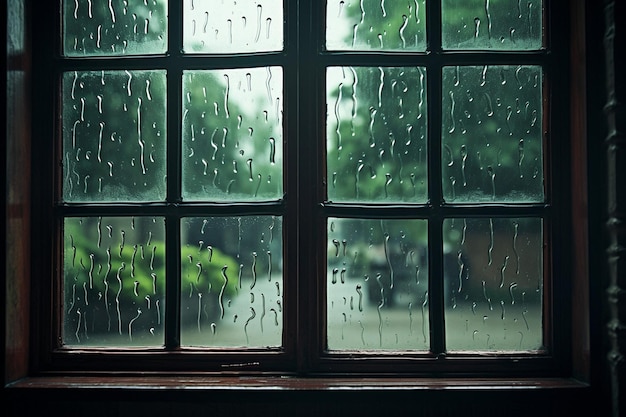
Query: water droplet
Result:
<box><xmin>487</xmin><ymin>166</ymin><xmax>496</xmax><ymax>200</ymax></box>
<box><xmin>399</xmin><ymin>15</ymin><xmax>408</xmax><ymax>48</ymax></box>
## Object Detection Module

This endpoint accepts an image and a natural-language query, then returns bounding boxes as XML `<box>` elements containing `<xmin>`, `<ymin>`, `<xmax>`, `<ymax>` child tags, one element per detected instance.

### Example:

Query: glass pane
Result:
<box><xmin>63</xmin><ymin>0</ymin><xmax>168</xmax><ymax>56</ymax></box>
<box><xmin>182</xmin><ymin>67</ymin><xmax>283</xmax><ymax>202</ymax></box>
<box><xmin>443</xmin><ymin>218</ymin><xmax>543</xmax><ymax>351</ymax></box>
<box><xmin>327</xmin><ymin>218</ymin><xmax>429</xmax><ymax>350</ymax></box>
<box><xmin>327</xmin><ymin>66</ymin><xmax>428</xmax><ymax>203</ymax></box>
<box><xmin>63</xmin><ymin>217</ymin><xmax>166</xmax><ymax>347</ymax></box>
<box><xmin>442</xmin><ymin>0</ymin><xmax>542</xmax><ymax>50</ymax></box>
<box><xmin>181</xmin><ymin>216</ymin><xmax>283</xmax><ymax>347</ymax></box>
<box><xmin>62</xmin><ymin>70</ymin><xmax>167</xmax><ymax>202</ymax></box>
<box><xmin>183</xmin><ymin>0</ymin><xmax>283</xmax><ymax>53</ymax></box>
<box><xmin>326</xmin><ymin>0</ymin><xmax>426</xmax><ymax>51</ymax></box>
<box><xmin>442</xmin><ymin>65</ymin><xmax>543</xmax><ymax>203</ymax></box>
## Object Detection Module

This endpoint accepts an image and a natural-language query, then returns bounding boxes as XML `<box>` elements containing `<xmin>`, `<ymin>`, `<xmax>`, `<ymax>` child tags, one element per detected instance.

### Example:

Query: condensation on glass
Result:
<box><xmin>63</xmin><ymin>0</ymin><xmax>168</xmax><ymax>56</ymax></box>
<box><xmin>183</xmin><ymin>0</ymin><xmax>283</xmax><ymax>53</ymax></box>
<box><xmin>182</xmin><ymin>67</ymin><xmax>283</xmax><ymax>202</ymax></box>
<box><xmin>180</xmin><ymin>216</ymin><xmax>283</xmax><ymax>347</ymax></box>
<box><xmin>62</xmin><ymin>70</ymin><xmax>167</xmax><ymax>202</ymax></box>
<box><xmin>326</xmin><ymin>66</ymin><xmax>428</xmax><ymax>203</ymax></box>
<box><xmin>326</xmin><ymin>0</ymin><xmax>427</xmax><ymax>51</ymax></box>
<box><xmin>441</xmin><ymin>0</ymin><xmax>543</xmax><ymax>50</ymax></box>
<box><xmin>63</xmin><ymin>216</ymin><xmax>166</xmax><ymax>347</ymax></box>
<box><xmin>443</xmin><ymin>217</ymin><xmax>543</xmax><ymax>351</ymax></box>
<box><xmin>327</xmin><ymin>218</ymin><xmax>429</xmax><ymax>350</ymax></box>
<box><xmin>441</xmin><ymin>65</ymin><xmax>543</xmax><ymax>203</ymax></box>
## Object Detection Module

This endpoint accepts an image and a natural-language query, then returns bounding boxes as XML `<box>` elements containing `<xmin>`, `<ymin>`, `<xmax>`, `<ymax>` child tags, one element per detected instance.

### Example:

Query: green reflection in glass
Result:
<box><xmin>326</xmin><ymin>0</ymin><xmax>426</xmax><ymax>51</ymax></box>
<box><xmin>442</xmin><ymin>65</ymin><xmax>543</xmax><ymax>203</ymax></box>
<box><xmin>62</xmin><ymin>70</ymin><xmax>167</xmax><ymax>202</ymax></box>
<box><xmin>63</xmin><ymin>217</ymin><xmax>166</xmax><ymax>347</ymax></box>
<box><xmin>442</xmin><ymin>0</ymin><xmax>542</xmax><ymax>50</ymax></box>
<box><xmin>63</xmin><ymin>0</ymin><xmax>168</xmax><ymax>56</ymax></box>
<box><xmin>327</xmin><ymin>66</ymin><xmax>428</xmax><ymax>203</ymax></box>
<box><xmin>182</xmin><ymin>67</ymin><xmax>283</xmax><ymax>202</ymax></box>
<box><xmin>180</xmin><ymin>216</ymin><xmax>283</xmax><ymax>348</ymax></box>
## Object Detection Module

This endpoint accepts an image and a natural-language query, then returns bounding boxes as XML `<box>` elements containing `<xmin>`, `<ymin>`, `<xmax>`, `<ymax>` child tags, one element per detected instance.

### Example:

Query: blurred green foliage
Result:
<box><xmin>64</xmin><ymin>217</ymin><xmax>238</xmax><ymax>344</ymax></box>
<box><xmin>182</xmin><ymin>68</ymin><xmax>283</xmax><ymax>201</ymax></box>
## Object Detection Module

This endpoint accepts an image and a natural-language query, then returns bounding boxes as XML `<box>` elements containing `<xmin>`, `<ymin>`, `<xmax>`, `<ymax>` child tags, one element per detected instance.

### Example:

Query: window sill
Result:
<box><xmin>6</xmin><ymin>375</ymin><xmax>589</xmax><ymax>391</ymax></box>
<box><xmin>5</xmin><ymin>376</ymin><xmax>593</xmax><ymax>417</ymax></box>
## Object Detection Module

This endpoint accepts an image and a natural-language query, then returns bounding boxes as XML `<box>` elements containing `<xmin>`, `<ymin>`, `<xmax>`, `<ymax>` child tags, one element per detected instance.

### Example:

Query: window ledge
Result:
<box><xmin>6</xmin><ymin>376</ymin><xmax>589</xmax><ymax>391</ymax></box>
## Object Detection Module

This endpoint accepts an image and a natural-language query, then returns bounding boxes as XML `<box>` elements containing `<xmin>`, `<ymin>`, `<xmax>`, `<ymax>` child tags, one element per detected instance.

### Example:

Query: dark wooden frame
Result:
<box><xmin>26</xmin><ymin>0</ymin><xmax>569</xmax><ymax>376</ymax></box>
<box><xmin>5</xmin><ymin>0</ymin><xmax>615</xmax><ymax>415</ymax></box>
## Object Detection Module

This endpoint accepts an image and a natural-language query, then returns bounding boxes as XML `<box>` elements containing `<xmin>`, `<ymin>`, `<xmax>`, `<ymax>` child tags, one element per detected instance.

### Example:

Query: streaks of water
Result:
<box><xmin>457</xmin><ymin>250</ymin><xmax>465</xmax><ymax>293</ymax></box>
<box><xmin>265</xmin><ymin>66</ymin><xmax>273</xmax><ymax>104</ymax></box>
<box><xmin>512</xmin><ymin>221</ymin><xmax>521</xmax><ymax>274</ymax></box>
<box><xmin>487</xmin><ymin>166</ymin><xmax>496</xmax><ymax>200</ymax></box>
<box><xmin>484</xmin><ymin>0</ymin><xmax>493</xmax><ymax>39</ymax></box>
<box><xmin>115</xmin><ymin>263</ymin><xmax>125</xmax><ymax>335</ymax></box>
<box><xmin>137</xmin><ymin>97</ymin><xmax>146</xmax><ymax>175</ymax></box>
<box><xmin>218</xmin><ymin>266</ymin><xmax>228</xmax><ymax>319</ymax></box>
<box><xmin>255</xmin><ymin>4</ymin><xmax>262</xmax><ymax>43</ymax></box>
<box><xmin>448</xmin><ymin>91</ymin><xmax>456</xmax><ymax>133</ymax></box>
<box><xmin>383</xmin><ymin>231</ymin><xmax>394</xmax><ymax>289</ymax></box>
<box><xmin>223</xmin><ymin>74</ymin><xmax>230</xmax><ymax>119</ymax></box>
<box><xmin>500</xmin><ymin>255</ymin><xmax>510</xmax><ymax>288</ymax></box>
<box><xmin>482</xmin><ymin>280</ymin><xmax>493</xmax><ymax>311</ymax></box>
<box><xmin>244</xmin><ymin>307</ymin><xmax>256</xmax><ymax>344</ymax></box>
<box><xmin>460</xmin><ymin>144</ymin><xmax>468</xmax><ymax>186</ymax></box>
<box><xmin>260</xmin><ymin>293</ymin><xmax>266</xmax><ymax>333</ymax></box>
<box><xmin>376</xmin><ymin>68</ymin><xmax>384</xmax><ymax>110</ymax></box>
<box><xmin>509</xmin><ymin>282</ymin><xmax>518</xmax><ymax>305</ymax></box>
<box><xmin>269</xmin><ymin>137</ymin><xmax>276</xmax><ymax>164</ymax></box>
<box><xmin>474</xmin><ymin>17</ymin><xmax>481</xmax><ymax>38</ymax></box>
<box><xmin>421</xmin><ymin>291</ymin><xmax>428</xmax><ymax>343</ymax></box>
<box><xmin>334</xmin><ymin>82</ymin><xmax>343</xmax><ymax>150</ymax></box>
<box><xmin>399</xmin><ymin>15</ymin><xmax>408</xmax><ymax>48</ymax></box>
<box><xmin>250</xmin><ymin>251</ymin><xmax>258</xmax><ymax>289</ymax></box>
<box><xmin>376</xmin><ymin>273</ymin><xmax>385</xmax><ymax>347</ymax></box>
<box><xmin>487</xmin><ymin>218</ymin><xmax>495</xmax><ymax>266</ymax></box>
<box><xmin>518</xmin><ymin>139</ymin><xmax>525</xmax><ymax>178</ymax></box>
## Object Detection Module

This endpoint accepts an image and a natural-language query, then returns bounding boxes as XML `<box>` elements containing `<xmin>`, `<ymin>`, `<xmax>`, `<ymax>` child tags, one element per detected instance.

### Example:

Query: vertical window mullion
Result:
<box><xmin>426</xmin><ymin>0</ymin><xmax>446</xmax><ymax>355</ymax></box>
<box><xmin>164</xmin><ymin>213</ymin><xmax>181</xmax><ymax>349</ymax></box>
<box><xmin>284</xmin><ymin>0</ymin><xmax>303</xmax><ymax>368</ymax></box>
<box><xmin>164</xmin><ymin>1</ymin><xmax>183</xmax><ymax>350</ymax></box>
<box><xmin>295</xmin><ymin>0</ymin><xmax>322</xmax><ymax>372</ymax></box>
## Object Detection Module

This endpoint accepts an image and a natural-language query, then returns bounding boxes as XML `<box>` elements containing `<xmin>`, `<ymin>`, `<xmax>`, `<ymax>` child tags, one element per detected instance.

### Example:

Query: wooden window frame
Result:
<box><xmin>4</xmin><ymin>0</ymin><xmax>599</xmax><ymax>405</ymax></box>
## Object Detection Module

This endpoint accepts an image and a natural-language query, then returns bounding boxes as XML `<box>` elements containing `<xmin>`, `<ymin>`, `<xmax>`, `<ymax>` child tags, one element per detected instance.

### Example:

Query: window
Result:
<box><xmin>30</xmin><ymin>0</ymin><xmax>574</xmax><ymax>377</ymax></box>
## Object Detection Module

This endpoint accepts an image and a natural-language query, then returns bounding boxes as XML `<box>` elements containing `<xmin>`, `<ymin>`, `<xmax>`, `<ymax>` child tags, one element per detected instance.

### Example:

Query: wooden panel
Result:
<box><xmin>4</xmin><ymin>0</ymin><xmax>31</xmax><ymax>385</ymax></box>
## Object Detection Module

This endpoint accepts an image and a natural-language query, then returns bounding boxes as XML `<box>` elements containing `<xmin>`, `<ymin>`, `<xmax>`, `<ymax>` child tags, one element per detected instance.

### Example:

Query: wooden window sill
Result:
<box><xmin>6</xmin><ymin>375</ymin><xmax>589</xmax><ymax>391</ymax></box>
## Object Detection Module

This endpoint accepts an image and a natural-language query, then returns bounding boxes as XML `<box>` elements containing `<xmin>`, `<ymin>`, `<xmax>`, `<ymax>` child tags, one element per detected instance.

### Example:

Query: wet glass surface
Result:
<box><xmin>63</xmin><ymin>216</ymin><xmax>166</xmax><ymax>347</ymax></box>
<box><xmin>442</xmin><ymin>0</ymin><xmax>543</xmax><ymax>50</ymax></box>
<box><xmin>182</xmin><ymin>67</ymin><xmax>283</xmax><ymax>202</ymax></box>
<box><xmin>443</xmin><ymin>217</ymin><xmax>544</xmax><ymax>351</ymax></box>
<box><xmin>62</xmin><ymin>70</ymin><xmax>167</xmax><ymax>202</ymax></box>
<box><xmin>180</xmin><ymin>216</ymin><xmax>283</xmax><ymax>347</ymax></box>
<box><xmin>63</xmin><ymin>0</ymin><xmax>168</xmax><ymax>56</ymax></box>
<box><xmin>327</xmin><ymin>218</ymin><xmax>429</xmax><ymax>351</ymax></box>
<box><xmin>183</xmin><ymin>0</ymin><xmax>283</xmax><ymax>53</ymax></box>
<box><xmin>441</xmin><ymin>65</ymin><xmax>544</xmax><ymax>203</ymax></box>
<box><xmin>326</xmin><ymin>0</ymin><xmax>427</xmax><ymax>51</ymax></box>
<box><xmin>327</xmin><ymin>66</ymin><xmax>428</xmax><ymax>203</ymax></box>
